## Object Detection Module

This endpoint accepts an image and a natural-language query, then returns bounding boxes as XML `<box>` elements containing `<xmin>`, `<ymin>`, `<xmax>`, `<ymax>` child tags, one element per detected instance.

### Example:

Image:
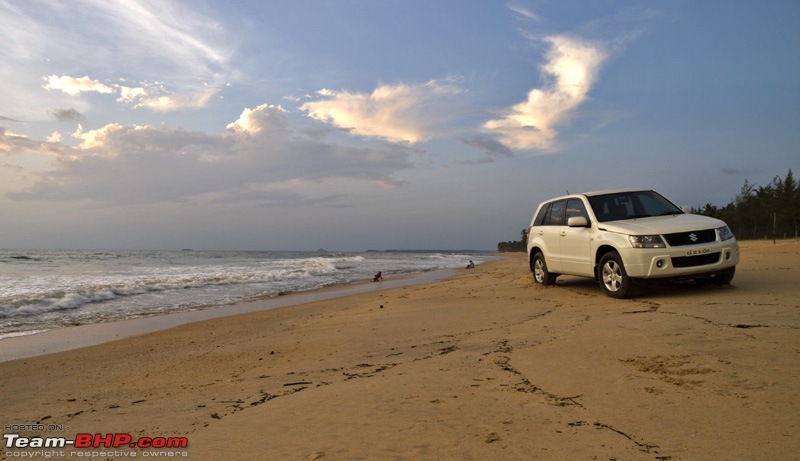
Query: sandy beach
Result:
<box><xmin>2</xmin><ymin>239</ymin><xmax>798</xmax><ymax>460</ymax></box>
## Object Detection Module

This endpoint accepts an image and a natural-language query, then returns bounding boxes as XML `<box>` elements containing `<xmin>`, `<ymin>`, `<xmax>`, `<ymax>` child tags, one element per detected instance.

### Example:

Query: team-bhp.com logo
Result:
<box><xmin>4</xmin><ymin>432</ymin><xmax>188</xmax><ymax>449</ymax></box>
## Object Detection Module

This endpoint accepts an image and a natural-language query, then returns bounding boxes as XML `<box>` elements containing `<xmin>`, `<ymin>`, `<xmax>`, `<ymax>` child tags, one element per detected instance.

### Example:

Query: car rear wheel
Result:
<box><xmin>598</xmin><ymin>251</ymin><xmax>634</xmax><ymax>298</ymax></box>
<box><xmin>532</xmin><ymin>252</ymin><xmax>557</xmax><ymax>286</ymax></box>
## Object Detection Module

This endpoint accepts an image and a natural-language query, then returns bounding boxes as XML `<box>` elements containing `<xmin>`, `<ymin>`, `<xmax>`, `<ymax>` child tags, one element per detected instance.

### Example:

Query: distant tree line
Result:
<box><xmin>692</xmin><ymin>169</ymin><xmax>799</xmax><ymax>240</ymax></box>
<box><xmin>497</xmin><ymin>229</ymin><xmax>528</xmax><ymax>252</ymax></box>
<box><xmin>497</xmin><ymin>169</ymin><xmax>798</xmax><ymax>251</ymax></box>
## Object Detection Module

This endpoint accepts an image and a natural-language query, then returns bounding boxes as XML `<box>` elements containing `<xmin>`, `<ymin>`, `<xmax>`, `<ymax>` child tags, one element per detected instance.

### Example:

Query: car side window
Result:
<box><xmin>546</xmin><ymin>200</ymin><xmax>566</xmax><ymax>226</ymax></box>
<box><xmin>533</xmin><ymin>203</ymin><xmax>550</xmax><ymax>226</ymax></box>
<box><xmin>565</xmin><ymin>198</ymin><xmax>589</xmax><ymax>222</ymax></box>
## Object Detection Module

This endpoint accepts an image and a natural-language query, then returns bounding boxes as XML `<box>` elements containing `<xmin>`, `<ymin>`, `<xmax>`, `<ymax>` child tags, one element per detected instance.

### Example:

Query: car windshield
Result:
<box><xmin>587</xmin><ymin>191</ymin><xmax>684</xmax><ymax>223</ymax></box>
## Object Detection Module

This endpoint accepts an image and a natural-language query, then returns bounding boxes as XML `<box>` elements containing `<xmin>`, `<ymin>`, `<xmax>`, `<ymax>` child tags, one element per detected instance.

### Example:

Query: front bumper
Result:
<box><xmin>620</xmin><ymin>240</ymin><xmax>739</xmax><ymax>279</ymax></box>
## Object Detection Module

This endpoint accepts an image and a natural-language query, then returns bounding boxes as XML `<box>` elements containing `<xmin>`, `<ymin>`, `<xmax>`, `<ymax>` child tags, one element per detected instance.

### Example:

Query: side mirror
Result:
<box><xmin>567</xmin><ymin>216</ymin><xmax>589</xmax><ymax>228</ymax></box>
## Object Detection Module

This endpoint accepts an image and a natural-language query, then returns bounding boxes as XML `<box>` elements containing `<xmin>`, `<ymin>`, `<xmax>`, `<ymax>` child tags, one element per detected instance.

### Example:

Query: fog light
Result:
<box><xmin>656</xmin><ymin>259</ymin><xmax>664</xmax><ymax>268</ymax></box>
<box><xmin>725</xmin><ymin>251</ymin><xmax>731</xmax><ymax>261</ymax></box>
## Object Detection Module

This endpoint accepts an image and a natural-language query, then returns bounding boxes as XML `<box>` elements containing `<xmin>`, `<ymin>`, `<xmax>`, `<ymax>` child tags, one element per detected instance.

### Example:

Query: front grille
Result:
<box><xmin>663</xmin><ymin>229</ymin><xmax>716</xmax><ymax>247</ymax></box>
<box><xmin>671</xmin><ymin>252</ymin><xmax>721</xmax><ymax>268</ymax></box>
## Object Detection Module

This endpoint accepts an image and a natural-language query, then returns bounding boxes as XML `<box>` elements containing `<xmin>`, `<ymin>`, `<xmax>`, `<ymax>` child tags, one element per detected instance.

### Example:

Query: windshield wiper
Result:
<box><xmin>624</xmin><ymin>212</ymin><xmax>679</xmax><ymax>219</ymax></box>
<box><xmin>655</xmin><ymin>211</ymin><xmax>683</xmax><ymax>216</ymax></box>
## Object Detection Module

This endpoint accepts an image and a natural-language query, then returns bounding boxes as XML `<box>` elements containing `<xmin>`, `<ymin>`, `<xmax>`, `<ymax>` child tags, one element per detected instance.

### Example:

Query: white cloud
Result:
<box><xmin>483</xmin><ymin>35</ymin><xmax>607</xmax><ymax>151</ymax></box>
<box><xmin>226</xmin><ymin>104</ymin><xmax>288</xmax><ymax>136</ymax></box>
<box><xmin>133</xmin><ymin>86</ymin><xmax>220</xmax><ymax>112</ymax></box>
<box><xmin>43</xmin><ymin>74</ymin><xmax>222</xmax><ymax>112</ymax></box>
<box><xmin>43</xmin><ymin>75</ymin><xmax>115</xmax><ymax>96</ymax></box>
<box><xmin>300</xmin><ymin>79</ymin><xmax>465</xmax><ymax>143</ymax></box>
<box><xmin>117</xmin><ymin>85</ymin><xmax>148</xmax><ymax>103</ymax></box>
<box><xmin>4</xmin><ymin>104</ymin><xmax>413</xmax><ymax>204</ymax></box>
<box><xmin>1</xmin><ymin>1</ymin><xmax>233</xmax><ymax>120</ymax></box>
<box><xmin>95</xmin><ymin>0</ymin><xmax>229</xmax><ymax>75</ymax></box>
<box><xmin>72</xmin><ymin>123</ymin><xmax>126</xmax><ymax>149</ymax></box>
<box><xmin>0</xmin><ymin>127</ymin><xmax>72</xmax><ymax>157</ymax></box>
<box><xmin>507</xmin><ymin>4</ymin><xmax>542</xmax><ymax>22</ymax></box>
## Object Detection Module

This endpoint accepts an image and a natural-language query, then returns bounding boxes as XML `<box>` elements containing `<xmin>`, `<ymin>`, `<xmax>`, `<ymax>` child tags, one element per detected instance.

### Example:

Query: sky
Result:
<box><xmin>1</xmin><ymin>1</ymin><xmax>798</xmax><ymax>251</ymax></box>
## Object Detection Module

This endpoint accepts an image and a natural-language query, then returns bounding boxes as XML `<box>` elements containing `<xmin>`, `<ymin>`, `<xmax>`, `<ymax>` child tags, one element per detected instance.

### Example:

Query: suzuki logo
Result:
<box><xmin>689</xmin><ymin>233</ymin><xmax>698</xmax><ymax>242</ymax></box>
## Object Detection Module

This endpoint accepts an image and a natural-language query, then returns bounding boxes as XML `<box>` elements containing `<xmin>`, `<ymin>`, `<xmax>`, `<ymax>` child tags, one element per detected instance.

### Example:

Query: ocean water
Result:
<box><xmin>0</xmin><ymin>249</ymin><xmax>488</xmax><ymax>339</ymax></box>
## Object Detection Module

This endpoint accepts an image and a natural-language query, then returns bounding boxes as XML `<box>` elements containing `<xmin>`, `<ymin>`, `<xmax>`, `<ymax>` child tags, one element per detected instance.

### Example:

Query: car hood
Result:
<box><xmin>598</xmin><ymin>213</ymin><xmax>726</xmax><ymax>235</ymax></box>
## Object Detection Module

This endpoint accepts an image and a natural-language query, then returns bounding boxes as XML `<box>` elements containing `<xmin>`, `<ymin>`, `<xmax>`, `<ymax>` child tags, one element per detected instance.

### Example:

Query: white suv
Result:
<box><xmin>527</xmin><ymin>189</ymin><xmax>739</xmax><ymax>298</ymax></box>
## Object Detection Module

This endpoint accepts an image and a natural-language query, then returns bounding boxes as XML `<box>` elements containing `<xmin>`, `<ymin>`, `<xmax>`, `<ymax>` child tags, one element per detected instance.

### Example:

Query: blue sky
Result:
<box><xmin>1</xmin><ymin>0</ymin><xmax>798</xmax><ymax>251</ymax></box>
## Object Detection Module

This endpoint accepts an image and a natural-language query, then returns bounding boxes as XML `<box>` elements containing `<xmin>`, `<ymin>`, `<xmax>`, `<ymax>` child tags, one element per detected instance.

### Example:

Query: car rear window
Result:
<box><xmin>533</xmin><ymin>203</ymin><xmax>550</xmax><ymax>226</ymax></box>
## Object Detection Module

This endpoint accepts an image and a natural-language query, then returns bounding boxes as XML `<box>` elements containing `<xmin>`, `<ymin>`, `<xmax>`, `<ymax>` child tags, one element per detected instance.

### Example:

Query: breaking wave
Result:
<box><xmin>0</xmin><ymin>250</ymin><xmax>488</xmax><ymax>335</ymax></box>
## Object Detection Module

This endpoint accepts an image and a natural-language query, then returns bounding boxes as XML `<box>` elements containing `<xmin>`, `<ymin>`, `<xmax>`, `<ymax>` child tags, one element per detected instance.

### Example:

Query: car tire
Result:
<box><xmin>532</xmin><ymin>252</ymin><xmax>557</xmax><ymax>286</ymax></box>
<box><xmin>598</xmin><ymin>251</ymin><xmax>634</xmax><ymax>298</ymax></box>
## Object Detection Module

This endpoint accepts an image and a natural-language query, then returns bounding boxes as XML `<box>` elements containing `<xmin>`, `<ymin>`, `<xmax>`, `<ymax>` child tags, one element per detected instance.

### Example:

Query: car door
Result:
<box><xmin>535</xmin><ymin>200</ymin><xmax>566</xmax><ymax>272</ymax></box>
<box><xmin>559</xmin><ymin>198</ymin><xmax>594</xmax><ymax>276</ymax></box>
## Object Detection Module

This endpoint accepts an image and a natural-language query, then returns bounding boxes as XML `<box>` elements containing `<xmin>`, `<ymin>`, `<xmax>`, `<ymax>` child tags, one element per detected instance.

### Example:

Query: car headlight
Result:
<box><xmin>718</xmin><ymin>226</ymin><xmax>734</xmax><ymax>241</ymax></box>
<box><xmin>629</xmin><ymin>235</ymin><xmax>666</xmax><ymax>248</ymax></box>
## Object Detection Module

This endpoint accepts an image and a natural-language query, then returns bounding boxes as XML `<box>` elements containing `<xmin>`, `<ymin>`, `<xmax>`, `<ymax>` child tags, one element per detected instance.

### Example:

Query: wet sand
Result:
<box><xmin>1</xmin><ymin>239</ymin><xmax>798</xmax><ymax>460</ymax></box>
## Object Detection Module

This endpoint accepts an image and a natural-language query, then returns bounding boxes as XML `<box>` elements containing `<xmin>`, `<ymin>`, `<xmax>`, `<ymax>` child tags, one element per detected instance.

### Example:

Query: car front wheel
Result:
<box><xmin>532</xmin><ymin>252</ymin><xmax>557</xmax><ymax>286</ymax></box>
<box><xmin>598</xmin><ymin>251</ymin><xmax>634</xmax><ymax>298</ymax></box>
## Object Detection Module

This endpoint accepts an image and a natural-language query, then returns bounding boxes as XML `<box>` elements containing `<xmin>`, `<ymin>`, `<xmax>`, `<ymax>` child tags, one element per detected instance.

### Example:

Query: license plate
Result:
<box><xmin>686</xmin><ymin>247</ymin><xmax>711</xmax><ymax>256</ymax></box>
